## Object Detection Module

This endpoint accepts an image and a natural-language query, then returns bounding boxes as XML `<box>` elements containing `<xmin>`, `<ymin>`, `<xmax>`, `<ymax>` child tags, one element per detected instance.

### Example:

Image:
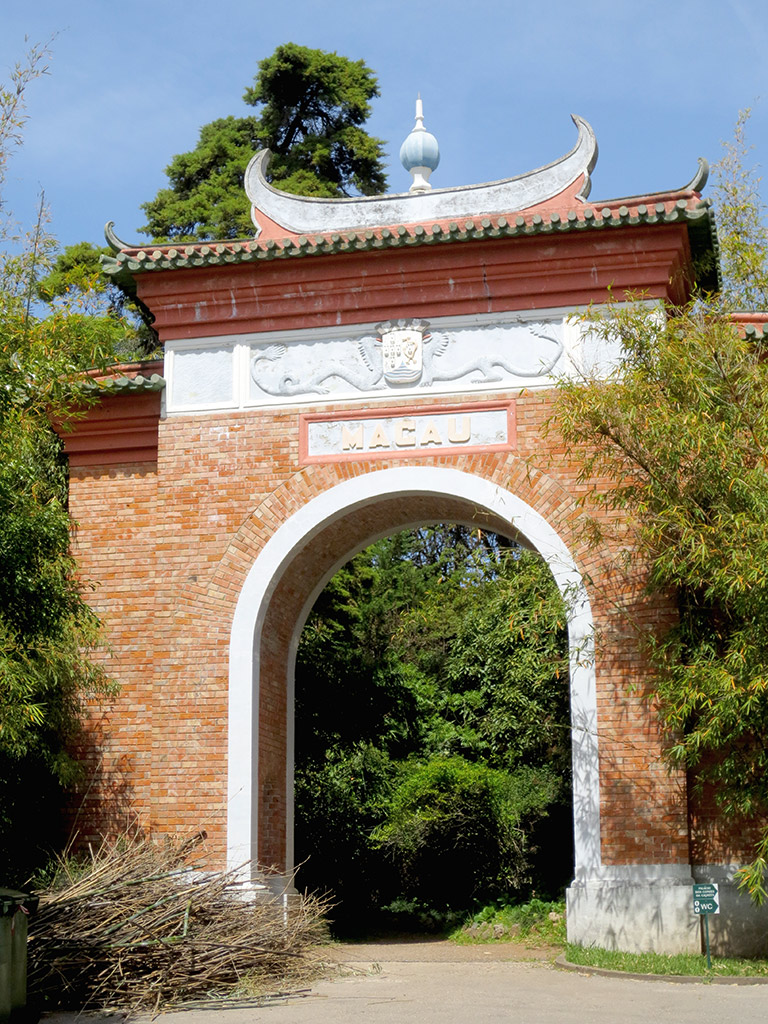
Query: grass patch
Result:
<box><xmin>565</xmin><ymin>944</ymin><xmax>768</xmax><ymax>978</ymax></box>
<box><xmin>450</xmin><ymin>898</ymin><xmax>566</xmax><ymax>945</ymax></box>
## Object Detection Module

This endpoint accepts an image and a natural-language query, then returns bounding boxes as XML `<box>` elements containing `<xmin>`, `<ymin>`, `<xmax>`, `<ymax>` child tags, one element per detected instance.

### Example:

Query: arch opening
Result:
<box><xmin>293</xmin><ymin>522</ymin><xmax>576</xmax><ymax>928</ymax></box>
<box><xmin>227</xmin><ymin>467</ymin><xmax>600</xmax><ymax>891</ymax></box>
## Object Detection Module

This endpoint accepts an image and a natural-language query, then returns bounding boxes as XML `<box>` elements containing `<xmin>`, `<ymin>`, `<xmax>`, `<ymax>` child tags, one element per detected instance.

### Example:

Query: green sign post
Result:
<box><xmin>692</xmin><ymin>883</ymin><xmax>719</xmax><ymax>968</ymax></box>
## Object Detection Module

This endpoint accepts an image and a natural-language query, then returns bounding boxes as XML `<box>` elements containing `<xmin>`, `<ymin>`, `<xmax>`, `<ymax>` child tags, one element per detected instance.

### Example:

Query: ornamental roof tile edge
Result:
<box><xmin>102</xmin><ymin>194</ymin><xmax>718</xmax><ymax>282</ymax></box>
<box><xmin>82</xmin><ymin>373</ymin><xmax>165</xmax><ymax>394</ymax></box>
<box><xmin>82</xmin><ymin>361</ymin><xmax>166</xmax><ymax>394</ymax></box>
<box><xmin>734</xmin><ymin>314</ymin><xmax>768</xmax><ymax>341</ymax></box>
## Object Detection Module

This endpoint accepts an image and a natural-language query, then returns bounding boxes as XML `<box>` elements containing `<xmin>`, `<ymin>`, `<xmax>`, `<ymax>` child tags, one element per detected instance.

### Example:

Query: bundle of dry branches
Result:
<box><xmin>27</xmin><ymin>833</ymin><xmax>330</xmax><ymax>1012</ymax></box>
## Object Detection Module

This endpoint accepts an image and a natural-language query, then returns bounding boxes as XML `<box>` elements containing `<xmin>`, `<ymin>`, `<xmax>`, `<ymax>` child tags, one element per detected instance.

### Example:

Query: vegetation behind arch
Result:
<box><xmin>293</xmin><ymin>525</ymin><xmax>572</xmax><ymax>932</ymax></box>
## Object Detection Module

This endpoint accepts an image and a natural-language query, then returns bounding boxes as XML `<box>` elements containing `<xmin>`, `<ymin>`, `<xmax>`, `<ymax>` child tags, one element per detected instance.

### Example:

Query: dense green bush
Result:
<box><xmin>373</xmin><ymin>757</ymin><xmax>560</xmax><ymax>909</ymax></box>
<box><xmin>293</xmin><ymin>743</ymin><xmax>397</xmax><ymax>919</ymax></box>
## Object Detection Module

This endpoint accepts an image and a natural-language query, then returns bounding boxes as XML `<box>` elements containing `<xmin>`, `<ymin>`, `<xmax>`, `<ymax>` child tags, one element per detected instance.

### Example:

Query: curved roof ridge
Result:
<box><xmin>244</xmin><ymin>115</ymin><xmax>598</xmax><ymax>239</ymax></box>
<box><xmin>590</xmin><ymin>158</ymin><xmax>709</xmax><ymax>208</ymax></box>
<box><xmin>102</xmin><ymin>194</ymin><xmax>714</xmax><ymax>266</ymax></box>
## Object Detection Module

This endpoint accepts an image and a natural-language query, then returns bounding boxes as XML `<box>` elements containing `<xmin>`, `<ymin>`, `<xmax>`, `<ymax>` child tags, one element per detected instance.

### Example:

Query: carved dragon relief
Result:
<box><xmin>250</xmin><ymin>319</ymin><xmax>564</xmax><ymax>399</ymax></box>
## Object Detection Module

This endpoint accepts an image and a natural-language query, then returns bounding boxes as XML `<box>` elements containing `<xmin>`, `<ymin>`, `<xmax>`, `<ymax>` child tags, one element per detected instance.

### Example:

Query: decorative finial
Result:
<box><xmin>415</xmin><ymin>94</ymin><xmax>425</xmax><ymax>128</ymax></box>
<box><xmin>399</xmin><ymin>95</ymin><xmax>440</xmax><ymax>192</ymax></box>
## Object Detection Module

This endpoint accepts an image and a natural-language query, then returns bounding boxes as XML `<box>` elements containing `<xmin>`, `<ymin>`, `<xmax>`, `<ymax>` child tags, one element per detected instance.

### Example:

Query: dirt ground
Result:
<box><xmin>326</xmin><ymin>935</ymin><xmax>561</xmax><ymax>964</ymax></box>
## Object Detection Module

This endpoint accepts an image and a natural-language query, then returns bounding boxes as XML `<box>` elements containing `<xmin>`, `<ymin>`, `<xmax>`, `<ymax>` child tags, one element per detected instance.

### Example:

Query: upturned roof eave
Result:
<box><xmin>81</xmin><ymin>359</ymin><xmax>166</xmax><ymax>395</ymax></box>
<box><xmin>102</xmin><ymin>187</ymin><xmax>719</xmax><ymax>294</ymax></box>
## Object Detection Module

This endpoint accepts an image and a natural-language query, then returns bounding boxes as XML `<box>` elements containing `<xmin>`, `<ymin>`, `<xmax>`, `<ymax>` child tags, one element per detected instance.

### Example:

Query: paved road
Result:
<box><xmin>42</xmin><ymin>944</ymin><xmax>768</xmax><ymax>1024</ymax></box>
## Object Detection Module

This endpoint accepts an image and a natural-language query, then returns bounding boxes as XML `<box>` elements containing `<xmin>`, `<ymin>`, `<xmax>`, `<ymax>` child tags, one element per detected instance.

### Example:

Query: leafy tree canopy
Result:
<box><xmin>551</xmin><ymin>111</ymin><xmax>768</xmax><ymax>903</ymax></box>
<box><xmin>35</xmin><ymin>241</ymin><xmax>158</xmax><ymax>357</ymax></box>
<box><xmin>141</xmin><ymin>43</ymin><xmax>387</xmax><ymax>242</ymax></box>
<box><xmin>0</xmin><ymin>44</ymin><xmax>121</xmax><ymax>881</ymax></box>
<box><xmin>41</xmin><ymin>44</ymin><xmax>387</xmax><ymax>346</ymax></box>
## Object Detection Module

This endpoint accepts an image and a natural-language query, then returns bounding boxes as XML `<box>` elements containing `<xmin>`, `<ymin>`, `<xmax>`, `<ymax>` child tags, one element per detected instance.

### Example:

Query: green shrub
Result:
<box><xmin>373</xmin><ymin>757</ymin><xmax>559</xmax><ymax>910</ymax></box>
<box><xmin>294</xmin><ymin>743</ymin><xmax>397</xmax><ymax>922</ymax></box>
<box><xmin>453</xmin><ymin>897</ymin><xmax>566</xmax><ymax>944</ymax></box>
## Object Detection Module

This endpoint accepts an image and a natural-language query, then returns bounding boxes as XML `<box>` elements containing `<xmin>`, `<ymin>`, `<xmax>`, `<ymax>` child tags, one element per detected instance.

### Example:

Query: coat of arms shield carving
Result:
<box><xmin>377</xmin><ymin>319</ymin><xmax>429</xmax><ymax>385</ymax></box>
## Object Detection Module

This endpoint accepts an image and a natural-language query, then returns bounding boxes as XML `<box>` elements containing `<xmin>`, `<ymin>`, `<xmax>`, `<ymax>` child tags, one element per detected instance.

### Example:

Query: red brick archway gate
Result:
<box><xmin>62</xmin><ymin>117</ymin><xmax>768</xmax><ymax>953</ymax></box>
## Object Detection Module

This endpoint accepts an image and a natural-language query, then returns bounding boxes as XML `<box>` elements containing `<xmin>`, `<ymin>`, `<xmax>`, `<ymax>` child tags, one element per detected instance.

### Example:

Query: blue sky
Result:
<box><xmin>2</xmin><ymin>0</ymin><xmax>767</xmax><ymax>249</ymax></box>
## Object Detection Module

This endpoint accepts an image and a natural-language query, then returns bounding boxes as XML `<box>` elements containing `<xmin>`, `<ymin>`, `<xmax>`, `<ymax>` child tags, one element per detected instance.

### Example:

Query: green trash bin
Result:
<box><xmin>0</xmin><ymin>890</ymin><xmax>38</xmax><ymax>1024</ymax></box>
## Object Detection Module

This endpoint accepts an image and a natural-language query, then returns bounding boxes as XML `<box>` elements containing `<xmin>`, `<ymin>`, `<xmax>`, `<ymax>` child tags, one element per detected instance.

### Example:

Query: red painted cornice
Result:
<box><xmin>57</xmin><ymin>363</ymin><xmax>164</xmax><ymax>467</ymax></box>
<box><xmin>137</xmin><ymin>225</ymin><xmax>695</xmax><ymax>341</ymax></box>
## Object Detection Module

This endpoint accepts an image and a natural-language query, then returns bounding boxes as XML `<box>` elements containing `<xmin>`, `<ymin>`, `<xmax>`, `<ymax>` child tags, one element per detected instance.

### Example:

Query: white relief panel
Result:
<box><xmin>247</xmin><ymin>316</ymin><xmax>565</xmax><ymax>406</ymax></box>
<box><xmin>163</xmin><ymin>307</ymin><xmax>632</xmax><ymax>414</ymax></box>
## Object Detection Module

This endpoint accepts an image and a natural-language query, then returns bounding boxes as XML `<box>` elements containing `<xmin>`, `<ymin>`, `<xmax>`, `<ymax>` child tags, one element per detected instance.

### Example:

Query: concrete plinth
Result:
<box><xmin>566</xmin><ymin>866</ymin><xmax>699</xmax><ymax>954</ymax></box>
<box><xmin>692</xmin><ymin>867</ymin><xmax>768</xmax><ymax>957</ymax></box>
<box><xmin>568</xmin><ymin>864</ymin><xmax>768</xmax><ymax>956</ymax></box>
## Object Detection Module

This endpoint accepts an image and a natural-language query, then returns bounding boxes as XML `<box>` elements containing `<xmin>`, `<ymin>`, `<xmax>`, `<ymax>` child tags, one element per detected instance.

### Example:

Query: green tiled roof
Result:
<box><xmin>83</xmin><ymin>372</ymin><xmax>165</xmax><ymax>395</ymax></box>
<box><xmin>102</xmin><ymin>197</ymin><xmax>720</xmax><ymax>294</ymax></box>
<box><xmin>740</xmin><ymin>322</ymin><xmax>768</xmax><ymax>342</ymax></box>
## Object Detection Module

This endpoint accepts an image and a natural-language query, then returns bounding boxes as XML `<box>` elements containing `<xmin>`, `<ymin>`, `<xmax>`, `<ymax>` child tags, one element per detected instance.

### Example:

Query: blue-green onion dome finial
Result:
<box><xmin>400</xmin><ymin>96</ymin><xmax>440</xmax><ymax>192</ymax></box>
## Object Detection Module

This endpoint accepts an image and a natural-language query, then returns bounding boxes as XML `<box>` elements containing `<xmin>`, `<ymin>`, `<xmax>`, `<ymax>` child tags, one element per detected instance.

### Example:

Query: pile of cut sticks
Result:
<box><xmin>27</xmin><ymin>833</ymin><xmax>329</xmax><ymax>1012</ymax></box>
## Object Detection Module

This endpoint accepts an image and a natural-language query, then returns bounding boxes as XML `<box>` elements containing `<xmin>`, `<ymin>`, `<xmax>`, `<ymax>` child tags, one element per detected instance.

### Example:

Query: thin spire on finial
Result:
<box><xmin>400</xmin><ymin>95</ymin><xmax>440</xmax><ymax>192</ymax></box>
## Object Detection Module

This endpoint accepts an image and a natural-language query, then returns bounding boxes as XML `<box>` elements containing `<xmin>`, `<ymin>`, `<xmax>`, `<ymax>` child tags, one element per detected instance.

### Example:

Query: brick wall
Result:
<box><xmin>65</xmin><ymin>382</ymin><xmax>729</xmax><ymax>872</ymax></box>
<box><xmin>63</xmin><ymin>205</ymin><xmax>744</xmax><ymax>875</ymax></box>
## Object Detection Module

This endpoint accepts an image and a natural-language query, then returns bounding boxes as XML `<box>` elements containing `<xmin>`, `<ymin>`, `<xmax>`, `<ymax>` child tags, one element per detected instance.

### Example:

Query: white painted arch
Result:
<box><xmin>227</xmin><ymin>466</ymin><xmax>601</xmax><ymax>882</ymax></box>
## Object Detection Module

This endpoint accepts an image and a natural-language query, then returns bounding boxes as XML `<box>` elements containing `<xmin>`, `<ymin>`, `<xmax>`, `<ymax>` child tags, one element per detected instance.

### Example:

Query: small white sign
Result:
<box><xmin>304</xmin><ymin>407</ymin><xmax>511</xmax><ymax>461</ymax></box>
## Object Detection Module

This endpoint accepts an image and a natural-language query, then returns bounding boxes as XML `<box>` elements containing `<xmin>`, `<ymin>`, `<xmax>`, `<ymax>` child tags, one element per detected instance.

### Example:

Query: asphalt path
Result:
<box><xmin>41</xmin><ymin>942</ymin><xmax>768</xmax><ymax>1024</ymax></box>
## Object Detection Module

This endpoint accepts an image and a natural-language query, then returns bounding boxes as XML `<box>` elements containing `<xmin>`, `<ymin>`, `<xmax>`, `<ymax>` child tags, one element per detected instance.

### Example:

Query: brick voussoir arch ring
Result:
<box><xmin>224</xmin><ymin>458</ymin><xmax>603</xmax><ymax>886</ymax></box>
<box><xmin>212</xmin><ymin>453</ymin><xmax>594</xmax><ymax>603</ymax></box>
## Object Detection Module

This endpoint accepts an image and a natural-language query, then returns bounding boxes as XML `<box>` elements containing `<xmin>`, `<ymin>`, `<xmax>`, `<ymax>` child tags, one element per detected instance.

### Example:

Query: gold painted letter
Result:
<box><xmin>395</xmin><ymin>418</ymin><xmax>417</xmax><ymax>446</ymax></box>
<box><xmin>447</xmin><ymin>416</ymin><xmax>471</xmax><ymax>444</ymax></box>
<box><xmin>341</xmin><ymin>424</ymin><xmax>364</xmax><ymax>450</ymax></box>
